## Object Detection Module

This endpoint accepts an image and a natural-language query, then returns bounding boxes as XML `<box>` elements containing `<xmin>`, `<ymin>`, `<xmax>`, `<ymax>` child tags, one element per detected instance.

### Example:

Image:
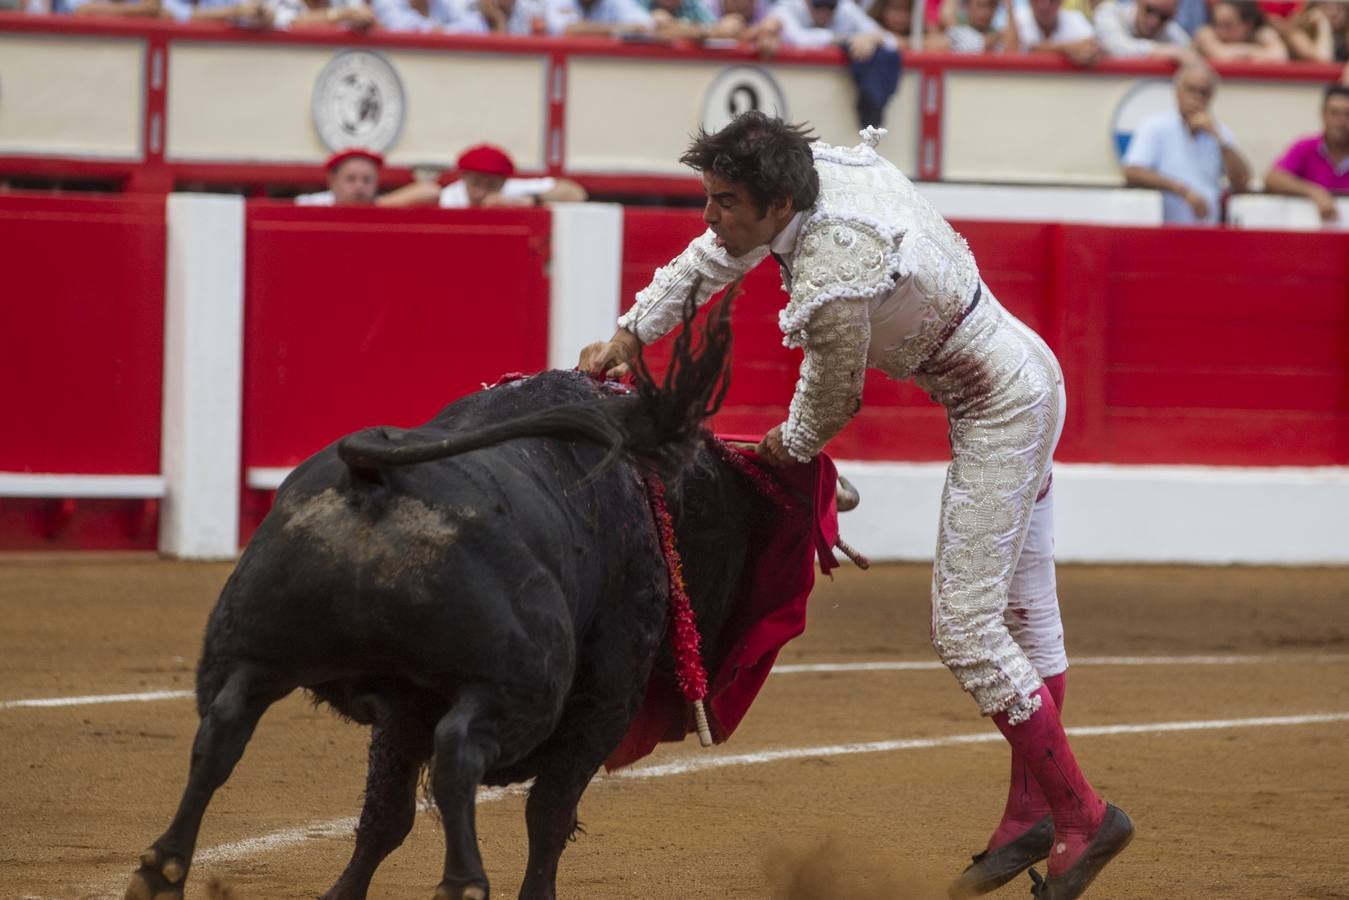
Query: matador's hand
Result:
<box><xmin>578</xmin><ymin>329</ymin><xmax>641</xmax><ymax>379</ymax></box>
<box><xmin>755</xmin><ymin>425</ymin><xmax>796</xmax><ymax>467</ymax></box>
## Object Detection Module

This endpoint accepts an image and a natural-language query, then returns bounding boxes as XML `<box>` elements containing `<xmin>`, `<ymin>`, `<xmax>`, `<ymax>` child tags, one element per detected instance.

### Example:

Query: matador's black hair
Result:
<box><xmin>679</xmin><ymin>111</ymin><xmax>820</xmax><ymax>217</ymax></box>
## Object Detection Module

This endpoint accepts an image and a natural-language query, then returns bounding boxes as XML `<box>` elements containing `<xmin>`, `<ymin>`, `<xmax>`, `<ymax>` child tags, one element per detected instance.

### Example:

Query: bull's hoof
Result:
<box><xmin>433</xmin><ymin>881</ymin><xmax>488</xmax><ymax>900</ymax></box>
<box><xmin>126</xmin><ymin>846</ymin><xmax>188</xmax><ymax>900</ymax></box>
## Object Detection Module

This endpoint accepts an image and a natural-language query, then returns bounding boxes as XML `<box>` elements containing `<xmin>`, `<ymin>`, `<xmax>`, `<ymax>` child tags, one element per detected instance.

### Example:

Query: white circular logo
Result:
<box><xmin>1110</xmin><ymin>79</ymin><xmax>1174</xmax><ymax>162</ymax></box>
<box><xmin>701</xmin><ymin>66</ymin><xmax>789</xmax><ymax>133</ymax></box>
<box><xmin>312</xmin><ymin>50</ymin><xmax>406</xmax><ymax>154</ymax></box>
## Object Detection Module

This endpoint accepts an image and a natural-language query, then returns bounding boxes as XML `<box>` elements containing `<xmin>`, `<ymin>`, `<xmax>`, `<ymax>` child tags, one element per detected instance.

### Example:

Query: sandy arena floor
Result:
<box><xmin>1</xmin><ymin>557</ymin><xmax>1347</xmax><ymax>899</ymax></box>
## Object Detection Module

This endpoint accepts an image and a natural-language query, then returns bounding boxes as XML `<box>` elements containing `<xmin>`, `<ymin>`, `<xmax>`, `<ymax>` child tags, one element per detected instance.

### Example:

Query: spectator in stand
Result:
<box><xmin>1171</xmin><ymin>0</ymin><xmax>1205</xmax><ymax>35</ymax></box>
<box><xmin>382</xmin><ymin>145</ymin><xmax>588</xmax><ymax>208</ymax></box>
<box><xmin>1263</xmin><ymin>84</ymin><xmax>1349</xmax><ymax>222</ymax></box>
<box><xmin>160</xmin><ymin>0</ymin><xmax>274</xmax><ymax>23</ymax></box>
<box><xmin>940</xmin><ymin>0</ymin><xmax>1019</xmax><ymax>51</ymax></box>
<box><xmin>868</xmin><ymin>0</ymin><xmax>920</xmax><ymax>48</ymax></box>
<box><xmin>762</xmin><ymin>0</ymin><xmax>902</xmax><ymax>126</ymax></box>
<box><xmin>372</xmin><ymin>0</ymin><xmax>454</xmax><ymax>30</ymax></box>
<box><xmin>1195</xmin><ymin>0</ymin><xmax>1289</xmax><ymax>60</ymax></box>
<box><xmin>641</xmin><ymin>0</ymin><xmax>718</xmax><ymax>37</ymax></box>
<box><xmin>1122</xmin><ymin>60</ymin><xmax>1251</xmax><ymax>224</ymax></box>
<box><xmin>543</xmin><ymin>0</ymin><xmax>654</xmax><ymax>35</ymax></box>
<box><xmin>702</xmin><ymin>0</ymin><xmax>778</xmax><ymax>43</ymax></box>
<box><xmin>295</xmin><ymin>149</ymin><xmax>384</xmax><ymax>206</ymax></box>
<box><xmin>49</xmin><ymin>0</ymin><xmax>162</xmax><ymax>17</ymax></box>
<box><xmin>706</xmin><ymin>0</ymin><xmax>766</xmax><ymax>25</ymax></box>
<box><xmin>1014</xmin><ymin>0</ymin><xmax>1101</xmax><ymax>63</ymax></box>
<box><xmin>1094</xmin><ymin>0</ymin><xmax>1193</xmax><ymax>58</ymax></box>
<box><xmin>270</xmin><ymin>0</ymin><xmax>374</xmax><ymax>28</ymax></box>
<box><xmin>442</xmin><ymin>0</ymin><xmax>546</xmax><ymax>33</ymax></box>
<box><xmin>1273</xmin><ymin>0</ymin><xmax>1349</xmax><ymax>63</ymax></box>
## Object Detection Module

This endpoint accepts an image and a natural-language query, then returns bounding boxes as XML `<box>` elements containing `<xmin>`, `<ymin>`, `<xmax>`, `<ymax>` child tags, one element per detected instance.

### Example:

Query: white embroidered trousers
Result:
<box><xmin>914</xmin><ymin>287</ymin><xmax>1067</xmax><ymax>724</ymax></box>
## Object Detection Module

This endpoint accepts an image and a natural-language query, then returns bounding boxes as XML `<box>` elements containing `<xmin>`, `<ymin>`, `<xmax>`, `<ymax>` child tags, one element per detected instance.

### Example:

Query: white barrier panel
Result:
<box><xmin>834</xmin><ymin>461</ymin><xmax>1349</xmax><ymax>565</ymax></box>
<box><xmin>0</xmin><ymin>32</ymin><xmax>144</xmax><ymax>159</ymax></box>
<box><xmin>160</xmin><ymin>194</ymin><xmax>245</xmax><ymax>560</ymax></box>
<box><xmin>915</xmin><ymin>182</ymin><xmax>1163</xmax><ymax>225</ymax></box>
<box><xmin>564</xmin><ymin>56</ymin><xmax>919</xmax><ymax>177</ymax></box>
<box><xmin>548</xmin><ymin>203</ymin><xmax>623</xmax><ymax>370</ymax></box>
<box><xmin>166</xmin><ymin>43</ymin><xmax>550</xmax><ymax>168</ymax></box>
<box><xmin>942</xmin><ymin>72</ymin><xmax>1324</xmax><ymax>189</ymax></box>
<box><xmin>1227</xmin><ymin>194</ymin><xmax>1349</xmax><ymax>231</ymax></box>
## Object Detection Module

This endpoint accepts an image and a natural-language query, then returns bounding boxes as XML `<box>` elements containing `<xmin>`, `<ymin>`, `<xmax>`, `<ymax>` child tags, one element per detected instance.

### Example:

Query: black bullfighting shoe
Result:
<box><xmin>1026</xmin><ymin>803</ymin><xmax>1135</xmax><ymax>900</ymax></box>
<box><xmin>948</xmin><ymin>815</ymin><xmax>1055</xmax><ymax>899</ymax></box>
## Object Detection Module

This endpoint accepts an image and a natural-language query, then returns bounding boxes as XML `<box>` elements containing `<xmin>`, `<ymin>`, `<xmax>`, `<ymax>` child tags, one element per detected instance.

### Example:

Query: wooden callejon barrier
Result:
<box><xmin>6</xmin><ymin>194</ymin><xmax>1344</xmax><ymax>560</ymax></box>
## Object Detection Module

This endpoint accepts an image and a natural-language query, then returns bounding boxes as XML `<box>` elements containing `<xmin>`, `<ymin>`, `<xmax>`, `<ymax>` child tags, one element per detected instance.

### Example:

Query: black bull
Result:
<box><xmin>126</xmin><ymin>298</ymin><xmax>804</xmax><ymax>900</ymax></box>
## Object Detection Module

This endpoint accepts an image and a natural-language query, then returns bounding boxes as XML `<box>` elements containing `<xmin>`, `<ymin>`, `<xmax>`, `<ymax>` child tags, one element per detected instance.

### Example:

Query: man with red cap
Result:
<box><xmin>295</xmin><ymin>148</ymin><xmax>384</xmax><ymax>206</ymax></box>
<box><xmin>439</xmin><ymin>144</ymin><xmax>588</xmax><ymax>207</ymax></box>
<box><xmin>382</xmin><ymin>144</ymin><xmax>588</xmax><ymax>208</ymax></box>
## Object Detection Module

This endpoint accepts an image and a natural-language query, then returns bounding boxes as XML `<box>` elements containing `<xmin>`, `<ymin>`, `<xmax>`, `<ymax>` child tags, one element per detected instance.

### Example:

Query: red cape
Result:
<box><xmin>605</xmin><ymin>440</ymin><xmax>840</xmax><ymax>770</ymax></box>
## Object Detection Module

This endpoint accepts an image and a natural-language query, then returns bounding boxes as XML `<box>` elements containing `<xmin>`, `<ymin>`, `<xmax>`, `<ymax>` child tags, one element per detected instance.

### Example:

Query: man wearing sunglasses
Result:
<box><xmin>1093</xmin><ymin>0</ymin><xmax>1192</xmax><ymax>57</ymax></box>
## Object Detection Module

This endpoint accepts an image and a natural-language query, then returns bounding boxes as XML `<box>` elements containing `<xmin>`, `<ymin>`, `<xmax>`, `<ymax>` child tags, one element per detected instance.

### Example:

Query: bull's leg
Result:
<box><xmin>431</xmin><ymin>689</ymin><xmax>502</xmax><ymax>900</ymax></box>
<box><xmin>518</xmin><ymin>624</ymin><xmax>659</xmax><ymax>900</ymax></box>
<box><xmin>517</xmin><ymin>762</ymin><xmax>598</xmax><ymax>900</ymax></box>
<box><xmin>126</xmin><ymin>664</ymin><xmax>291</xmax><ymax>900</ymax></box>
<box><xmin>321</xmin><ymin>710</ymin><xmax>435</xmax><ymax>900</ymax></box>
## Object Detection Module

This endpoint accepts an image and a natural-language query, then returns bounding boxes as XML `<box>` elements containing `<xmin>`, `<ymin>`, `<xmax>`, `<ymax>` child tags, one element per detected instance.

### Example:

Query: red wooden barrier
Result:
<box><xmin>238</xmin><ymin>203</ymin><xmax>552</xmax><ymax>538</ymax></box>
<box><xmin>0</xmin><ymin>194</ymin><xmax>166</xmax><ymax>473</ymax></box>
<box><xmin>0</xmin><ymin>193</ymin><xmax>166</xmax><ymax>549</ymax></box>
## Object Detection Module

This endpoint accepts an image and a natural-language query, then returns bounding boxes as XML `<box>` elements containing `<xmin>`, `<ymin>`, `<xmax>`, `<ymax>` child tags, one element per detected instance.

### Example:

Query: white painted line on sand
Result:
<box><xmin>616</xmin><ymin>712</ymin><xmax>1349</xmax><ymax>779</ymax></box>
<box><xmin>770</xmin><ymin>653</ymin><xmax>1349</xmax><ymax>674</ymax></box>
<box><xmin>0</xmin><ymin>689</ymin><xmax>194</xmax><ymax>710</ymax></box>
<box><xmin>85</xmin><ymin>708</ymin><xmax>1349</xmax><ymax>900</ymax></box>
<box><xmin>11</xmin><ymin>653</ymin><xmax>1348</xmax><ymax>712</ymax></box>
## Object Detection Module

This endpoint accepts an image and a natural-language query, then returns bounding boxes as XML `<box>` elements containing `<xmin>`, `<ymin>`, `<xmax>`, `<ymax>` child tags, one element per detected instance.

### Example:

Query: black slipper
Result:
<box><xmin>1027</xmin><ymin>803</ymin><xmax>1135</xmax><ymax>900</ymax></box>
<box><xmin>947</xmin><ymin>815</ymin><xmax>1055</xmax><ymax>899</ymax></box>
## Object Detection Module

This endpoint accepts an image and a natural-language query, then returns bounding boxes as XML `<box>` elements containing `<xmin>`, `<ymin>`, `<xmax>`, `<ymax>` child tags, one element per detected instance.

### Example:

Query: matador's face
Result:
<box><xmin>700</xmin><ymin>171</ymin><xmax>792</xmax><ymax>259</ymax></box>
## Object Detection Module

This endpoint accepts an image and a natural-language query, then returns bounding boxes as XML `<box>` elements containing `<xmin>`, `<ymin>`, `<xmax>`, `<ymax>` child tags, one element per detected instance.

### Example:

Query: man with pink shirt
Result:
<box><xmin>1264</xmin><ymin>84</ymin><xmax>1349</xmax><ymax>222</ymax></box>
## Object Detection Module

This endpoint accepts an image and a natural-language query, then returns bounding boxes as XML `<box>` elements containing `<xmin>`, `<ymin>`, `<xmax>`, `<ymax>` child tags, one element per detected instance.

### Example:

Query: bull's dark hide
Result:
<box><xmin>127</xmin><ymin>297</ymin><xmax>787</xmax><ymax>900</ymax></box>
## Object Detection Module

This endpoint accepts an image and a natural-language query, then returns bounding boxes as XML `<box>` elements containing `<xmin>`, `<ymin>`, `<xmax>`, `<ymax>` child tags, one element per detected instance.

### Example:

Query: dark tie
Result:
<box><xmin>771</xmin><ymin>251</ymin><xmax>792</xmax><ymax>289</ymax></box>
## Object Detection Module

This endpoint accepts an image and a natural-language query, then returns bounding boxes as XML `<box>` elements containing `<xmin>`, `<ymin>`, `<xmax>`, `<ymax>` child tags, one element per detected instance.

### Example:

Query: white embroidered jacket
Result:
<box><xmin>617</xmin><ymin>128</ymin><xmax>981</xmax><ymax>463</ymax></box>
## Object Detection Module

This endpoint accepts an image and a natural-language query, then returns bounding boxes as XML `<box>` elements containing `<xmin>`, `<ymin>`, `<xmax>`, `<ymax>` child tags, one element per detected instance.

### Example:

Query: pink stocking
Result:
<box><xmin>987</xmin><ymin>672</ymin><xmax>1066</xmax><ymax>850</ymax></box>
<box><xmin>993</xmin><ymin>679</ymin><xmax>1105</xmax><ymax>876</ymax></box>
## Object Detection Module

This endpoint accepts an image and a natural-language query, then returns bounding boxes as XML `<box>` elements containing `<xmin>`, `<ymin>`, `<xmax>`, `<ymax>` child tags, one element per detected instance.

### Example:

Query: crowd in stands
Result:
<box><xmin>10</xmin><ymin>0</ymin><xmax>1349</xmax><ymax>70</ymax></box>
<box><xmin>8</xmin><ymin>0</ymin><xmax>1348</xmax><ymax>223</ymax></box>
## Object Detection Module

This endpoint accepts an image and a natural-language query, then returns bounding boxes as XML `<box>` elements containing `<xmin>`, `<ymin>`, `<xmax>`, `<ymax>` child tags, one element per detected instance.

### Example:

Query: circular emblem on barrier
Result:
<box><xmin>1110</xmin><ymin>79</ymin><xmax>1175</xmax><ymax>162</ymax></box>
<box><xmin>312</xmin><ymin>50</ymin><xmax>406</xmax><ymax>154</ymax></box>
<box><xmin>702</xmin><ymin>66</ymin><xmax>789</xmax><ymax>133</ymax></box>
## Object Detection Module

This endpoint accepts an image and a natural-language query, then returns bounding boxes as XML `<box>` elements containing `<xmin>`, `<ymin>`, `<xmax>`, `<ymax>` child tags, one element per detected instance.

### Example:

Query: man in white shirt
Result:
<box><xmin>1122</xmin><ymin>60</ymin><xmax>1251</xmax><ymax>224</ymax></box>
<box><xmin>764</xmin><ymin>0</ymin><xmax>892</xmax><ymax>54</ymax></box>
<box><xmin>442</xmin><ymin>0</ymin><xmax>545</xmax><ymax>32</ymax></box>
<box><xmin>379</xmin><ymin>144</ymin><xmax>588</xmax><ymax>208</ymax></box>
<box><xmin>371</xmin><ymin>0</ymin><xmax>454</xmax><ymax>30</ymax></box>
<box><xmin>1013</xmin><ymin>0</ymin><xmax>1099</xmax><ymax>63</ymax></box>
<box><xmin>439</xmin><ymin>145</ymin><xmax>588</xmax><ymax>207</ymax></box>
<box><xmin>294</xmin><ymin>148</ymin><xmax>383</xmax><ymax>206</ymax></box>
<box><xmin>1093</xmin><ymin>0</ymin><xmax>1191</xmax><ymax>58</ymax></box>
<box><xmin>542</xmin><ymin>0</ymin><xmax>653</xmax><ymax>34</ymax></box>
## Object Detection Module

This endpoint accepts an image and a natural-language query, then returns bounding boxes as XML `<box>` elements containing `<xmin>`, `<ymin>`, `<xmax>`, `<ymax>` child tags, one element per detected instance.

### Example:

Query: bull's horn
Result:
<box><xmin>836</xmin><ymin>474</ymin><xmax>860</xmax><ymax>512</ymax></box>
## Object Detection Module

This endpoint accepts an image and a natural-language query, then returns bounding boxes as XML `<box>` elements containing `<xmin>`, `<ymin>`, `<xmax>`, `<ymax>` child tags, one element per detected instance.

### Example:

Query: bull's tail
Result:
<box><xmin>336</xmin><ymin>279</ymin><xmax>736</xmax><ymax>477</ymax></box>
<box><xmin>337</xmin><ymin>405</ymin><xmax>627</xmax><ymax>471</ymax></box>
